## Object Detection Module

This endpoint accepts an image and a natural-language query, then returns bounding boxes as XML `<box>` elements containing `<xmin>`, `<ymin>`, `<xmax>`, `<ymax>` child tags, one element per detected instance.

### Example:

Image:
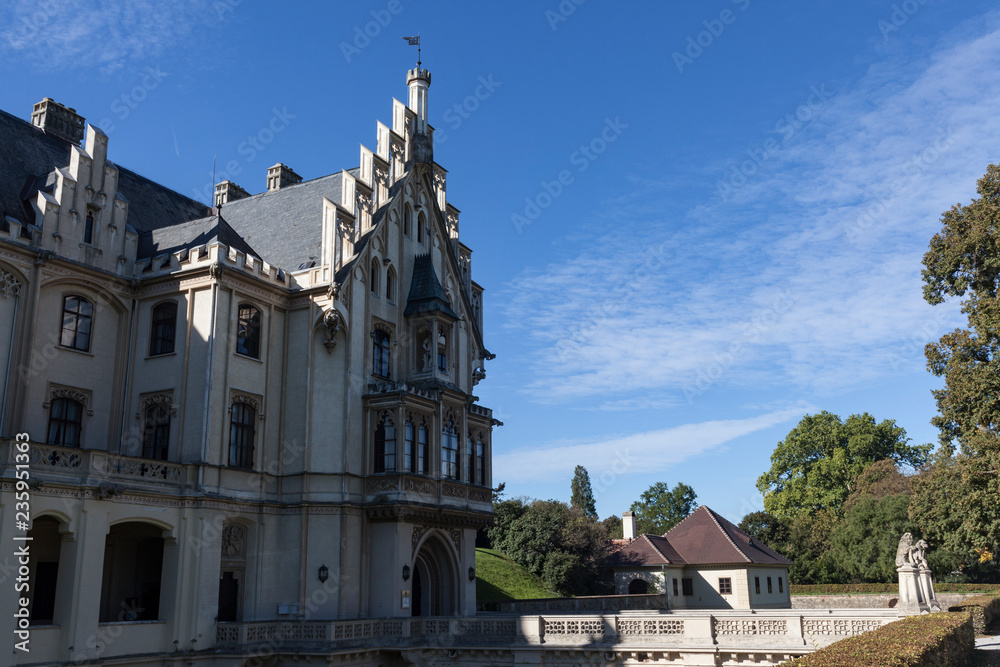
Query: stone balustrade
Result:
<box><xmin>3</xmin><ymin>440</ymin><xmax>194</xmax><ymax>488</ymax></box>
<box><xmin>215</xmin><ymin>609</ymin><xmax>900</xmax><ymax>665</ymax></box>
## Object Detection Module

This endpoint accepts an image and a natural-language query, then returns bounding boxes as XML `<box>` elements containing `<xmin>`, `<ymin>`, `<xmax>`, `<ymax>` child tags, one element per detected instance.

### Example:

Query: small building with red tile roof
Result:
<box><xmin>607</xmin><ymin>505</ymin><xmax>793</xmax><ymax>610</ymax></box>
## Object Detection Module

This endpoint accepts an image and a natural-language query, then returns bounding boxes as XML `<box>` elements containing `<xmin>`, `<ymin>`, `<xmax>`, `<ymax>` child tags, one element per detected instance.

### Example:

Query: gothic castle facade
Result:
<box><xmin>0</xmin><ymin>67</ymin><xmax>496</xmax><ymax>665</ymax></box>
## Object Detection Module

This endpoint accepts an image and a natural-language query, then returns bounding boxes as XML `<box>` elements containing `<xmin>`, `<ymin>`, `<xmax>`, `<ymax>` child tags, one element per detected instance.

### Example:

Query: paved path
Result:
<box><xmin>979</xmin><ymin>635</ymin><xmax>1000</xmax><ymax>651</ymax></box>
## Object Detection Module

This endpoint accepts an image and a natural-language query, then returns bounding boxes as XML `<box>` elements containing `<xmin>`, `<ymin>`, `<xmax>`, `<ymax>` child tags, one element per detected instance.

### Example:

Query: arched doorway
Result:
<box><xmin>411</xmin><ymin>533</ymin><xmax>458</xmax><ymax>617</ymax></box>
<box><xmin>628</xmin><ymin>578</ymin><xmax>649</xmax><ymax>594</ymax></box>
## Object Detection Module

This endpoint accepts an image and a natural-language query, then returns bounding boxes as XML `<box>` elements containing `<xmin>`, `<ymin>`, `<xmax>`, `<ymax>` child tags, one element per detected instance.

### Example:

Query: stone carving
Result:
<box><xmin>0</xmin><ymin>270</ymin><xmax>22</xmax><ymax>299</ymax></box>
<box><xmin>222</xmin><ymin>523</ymin><xmax>247</xmax><ymax>559</ymax></box>
<box><xmin>323</xmin><ymin>309</ymin><xmax>341</xmax><ymax>352</ymax></box>
<box><xmin>896</xmin><ymin>532</ymin><xmax>940</xmax><ymax>614</ymax></box>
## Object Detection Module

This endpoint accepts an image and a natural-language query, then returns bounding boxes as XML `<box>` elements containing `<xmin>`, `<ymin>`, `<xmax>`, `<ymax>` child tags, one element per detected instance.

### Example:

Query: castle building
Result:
<box><xmin>0</xmin><ymin>67</ymin><xmax>497</xmax><ymax>665</ymax></box>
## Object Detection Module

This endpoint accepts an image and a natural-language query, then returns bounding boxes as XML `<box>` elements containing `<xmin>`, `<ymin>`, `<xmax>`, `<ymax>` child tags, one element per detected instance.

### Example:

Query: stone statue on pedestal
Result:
<box><xmin>895</xmin><ymin>533</ymin><xmax>940</xmax><ymax>615</ymax></box>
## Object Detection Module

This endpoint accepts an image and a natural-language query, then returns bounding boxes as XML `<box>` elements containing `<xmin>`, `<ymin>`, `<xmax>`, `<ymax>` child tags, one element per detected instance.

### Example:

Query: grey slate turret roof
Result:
<box><xmin>405</xmin><ymin>253</ymin><xmax>459</xmax><ymax>319</ymax></box>
<box><xmin>0</xmin><ymin>108</ymin><xmax>210</xmax><ymax>234</ymax></box>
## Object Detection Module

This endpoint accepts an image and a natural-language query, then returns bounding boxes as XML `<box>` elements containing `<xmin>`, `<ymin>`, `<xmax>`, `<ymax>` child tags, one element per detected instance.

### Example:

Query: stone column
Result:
<box><xmin>896</xmin><ymin>565</ymin><xmax>928</xmax><ymax>615</ymax></box>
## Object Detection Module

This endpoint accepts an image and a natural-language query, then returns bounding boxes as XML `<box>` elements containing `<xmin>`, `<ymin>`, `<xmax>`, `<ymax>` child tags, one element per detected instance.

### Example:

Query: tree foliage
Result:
<box><xmin>570</xmin><ymin>465</ymin><xmax>598</xmax><ymax>518</ymax></box>
<box><xmin>922</xmin><ymin>163</ymin><xmax>1000</xmax><ymax>551</ymax></box>
<box><xmin>829</xmin><ymin>493</ymin><xmax>914</xmax><ymax>583</ymax></box>
<box><xmin>489</xmin><ymin>498</ymin><xmax>612</xmax><ymax>596</ymax></box>
<box><xmin>756</xmin><ymin>411</ymin><xmax>929</xmax><ymax>518</ymax></box>
<box><xmin>629</xmin><ymin>482</ymin><xmax>697</xmax><ymax>535</ymax></box>
<box><xmin>738</xmin><ymin>511</ymin><xmax>790</xmax><ymax>549</ymax></box>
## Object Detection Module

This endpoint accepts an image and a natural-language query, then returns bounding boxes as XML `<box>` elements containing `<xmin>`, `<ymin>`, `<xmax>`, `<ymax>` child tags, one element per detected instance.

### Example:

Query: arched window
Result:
<box><xmin>47</xmin><ymin>397</ymin><xmax>82</xmax><ymax>447</ymax></box>
<box><xmin>149</xmin><ymin>301</ymin><xmax>177</xmax><ymax>356</ymax></box>
<box><xmin>142</xmin><ymin>402</ymin><xmax>171</xmax><ymax>460</ymax></box>
<box><xmin>417</xmin><ymin>212</ymin><xmax>426</xmax><ymax>244</ymax></box>
<box><xmin>84</xmin><ymin>209</ymin><xmax>95</xmax><ymax>244</ymax></box>
<box><xmin>60</xmin><ymin>295</ymin><xmax>93</xmax><ymax>351</ymax></box>
<box><xmin>370</xmin><ymin>259</ymin><xmax>380</xmax><ymax>296</ymax></box>
<box><xmin>437</xmin><ymin>332</ymin><xmax>448</xmax><ymax>373</ymax></box>
<box><xmin>466</xmin><ymin>434</ymin><xmax>474</xmax><ymax>482</ymax></box>
<box><xmin>99</xmin><ymin>522</ymin><xmax>164</xmax><ymax>622</ymax></box>
<box><xmin>404</xmin><ymin>204</ymin><xmax>412</xmax><ymax>237</ymax></box>
<box><xmin>441</xmin><ymin>420</ymin><xmax>459</xmax><ymax>480</ymax></box>
<box><xmin>386</xmin><ymin>267</ymin><xmax>395</xmax><ymax>302</ymax></box>
<box><xmin>372</xmin><ymin>328</ymin><xmax>391</xmax><ymax>377</ymax></box>
<box><xmin>228</xmin><ymin>402</ymin><xmax>255</xmax><ymax>469</ymax></box>
<box><xmin>628</xmin><ymin>579</ymin><xmax>649</xmax><ymax>595</ymax></box>
<box><xmin>236</xmin><ymin>304</ymin><xmax>261</xmax><ymax>358</ymax></box>
<box><xmin>404</xmin><ymin>418</ymin><xmax>415</xmax><ymax>472</ymax></box>
<box><xmin>476</xmin><ymin>435</ymin><xmax>486</xmax><ymax>486</ymax></box>
<box><xmin>374</xmin><ymin>413</ymin><xmax>396</xmax><ymax>473</ymax></box>
<box><xmin>417</xmin><ymin>420</ymin><xmax>429</xmax><ymax>474</ymax></box>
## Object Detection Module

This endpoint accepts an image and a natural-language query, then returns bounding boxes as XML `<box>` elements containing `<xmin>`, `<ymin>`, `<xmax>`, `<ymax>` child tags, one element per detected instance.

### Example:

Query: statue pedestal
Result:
<box><xmin>897</xmin><ymin>565</ymin><xmax>928</xmax><ymax>615</ymax></box>
<box><xmin>918</xmin><ymin>567</ymin><xmax>940</xmax><ymax>612</ymax></box>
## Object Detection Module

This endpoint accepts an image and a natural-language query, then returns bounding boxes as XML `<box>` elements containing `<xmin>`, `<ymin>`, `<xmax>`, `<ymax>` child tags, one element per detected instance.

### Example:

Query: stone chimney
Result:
<box><xmin>31</xmin><ymin>98</ymin><xmax>85</xmax><ymax>144</ymax></box>
<box><xmin>623</xmin><ymin>511</ymin><xmax>636</xmax><ymax>540</ymax></box>
<box><xmin>267</xmin><ymin>163</ymin><xmax>302</xmax><ymax>191</ymax></box>
<box><xmin>214</xmin><ymin>180</ymin><xmax>251</xmax><ymax>207</ymax></box>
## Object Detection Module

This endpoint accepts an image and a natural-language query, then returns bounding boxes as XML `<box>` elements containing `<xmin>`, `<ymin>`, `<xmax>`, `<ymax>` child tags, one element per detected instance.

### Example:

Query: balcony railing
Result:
<box><xmin>365</xmin><ymin>473</ymin><xmax>492</xmax><ymax>504</ymax></box>
<box><xmin>2</xmin><ymin>440</ymin><xmax>194</xmax><ymax>488</ymax></box>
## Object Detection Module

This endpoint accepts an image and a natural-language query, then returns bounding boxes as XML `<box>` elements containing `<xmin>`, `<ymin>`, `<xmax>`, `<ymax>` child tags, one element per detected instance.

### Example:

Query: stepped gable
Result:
<box><xmin>663</xmin><ymin>505</ymin><xmax>793</xmax><ymax>566</ymax></box>
<box><xmin>220</xmin><ymin>170</ymin><xmax>347</xmax><ymax>271</ymax></box>
<box><xmin>0</xmin><ymin>108</ymin><xmax>209</xmax><ymax>232</ymax></box>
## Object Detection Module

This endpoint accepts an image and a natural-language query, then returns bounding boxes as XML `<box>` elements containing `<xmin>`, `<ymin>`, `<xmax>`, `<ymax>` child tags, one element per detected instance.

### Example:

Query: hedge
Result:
<box><xmin>949</xmin><ymin>595</ymin><xmax>1000</xmax><ymax>635</ymax></box>
<box><xmin>791</xmin><ymin>583</ymin><xmax>1000</xmax><ymax>596</ymax></box>
<box><xmin>785</xmin><ymin>612</ymin><xmax>974</xmax><ymax>667</ymax></box>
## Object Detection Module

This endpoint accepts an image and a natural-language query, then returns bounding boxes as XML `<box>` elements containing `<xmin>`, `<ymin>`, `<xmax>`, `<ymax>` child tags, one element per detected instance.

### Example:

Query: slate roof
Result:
<box><xmin>219</xmin><ymin>171</ymin><xmax>347</xmax><ymax>271</ymax></box>
<box><xmin>404</xmin><ymin>253</ymin><xmax>459</xmax><ymax>319</ymax></box>
<box><xmin>608</xmin><ymin>506</ymin><xmax>793</xmax><ymax>568</ymax></box>
<box><xmin>0</xmin><ymin>107</ymin><xmax>210</xmax><ymax>234</ymax></box>
<box><xmin>138</xmin><ymin>214</ymin><xmax>261</xmax><ymax>260</ymax></box>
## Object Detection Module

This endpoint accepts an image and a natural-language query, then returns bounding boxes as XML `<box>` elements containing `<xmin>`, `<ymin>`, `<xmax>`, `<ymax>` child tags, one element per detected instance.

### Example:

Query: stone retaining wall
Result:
<box><xmin>790</xmin><ymin>592</ymin><xmax>978</xmax><ymax>609</ymax></box>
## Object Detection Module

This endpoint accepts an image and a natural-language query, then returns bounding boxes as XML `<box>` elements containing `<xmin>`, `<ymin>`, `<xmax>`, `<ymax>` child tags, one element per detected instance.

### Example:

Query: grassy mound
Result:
<box><xmin>475</xmin><ymin>548</ymin><xmax>557</xmax><ymax>602</ymax></box>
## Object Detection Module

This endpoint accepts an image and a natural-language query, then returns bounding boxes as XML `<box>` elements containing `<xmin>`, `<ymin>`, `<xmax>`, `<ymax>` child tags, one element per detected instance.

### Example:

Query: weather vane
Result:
<box><xmin>402</xmin><ymin>33</ymin><xmax>421</xmax><ymax>68</ymax></box>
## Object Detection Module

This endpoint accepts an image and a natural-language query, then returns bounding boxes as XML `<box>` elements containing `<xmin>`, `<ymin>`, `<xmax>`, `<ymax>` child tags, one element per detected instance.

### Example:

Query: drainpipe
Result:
<box><xmin>0</xmin><ymin>293</ymin><xmax>19</xmax><ymax>435</ymax></box>
<box><xmin>118</xmin><ymin>296</ymin><xmax>137</xmax><ymax>454</ymax></box>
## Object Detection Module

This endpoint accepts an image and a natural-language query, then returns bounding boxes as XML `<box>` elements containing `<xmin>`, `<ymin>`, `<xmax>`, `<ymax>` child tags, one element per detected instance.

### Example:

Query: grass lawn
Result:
<box><xmin>475</xmin><ymin>548</ymin><xmax>557</xmax><ymax>602</ymax></box>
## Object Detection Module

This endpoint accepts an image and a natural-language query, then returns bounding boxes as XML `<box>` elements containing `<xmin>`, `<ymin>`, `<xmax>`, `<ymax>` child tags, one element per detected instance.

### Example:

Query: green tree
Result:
<box><xmin>784</xmin><ymin>508</ymin><xmax>844</xmax><ymax>584</ymax></box>
<box><xmin>829</xmin><ymin>494</ymin><xmax>914</xmax><ymax>583</ymax></box>
<box><xmin>922</xmin><ymin>163</ymin><xmax>1000</xmax><ymax>551</ymax></box>
<box><xmin>602</xmin><ymin>514</ymin><xmax>623</xmax><ymax>540</ymax></box>
<box><xmin>756</xmin><ymin>411</ymin><xmax>929</xmax><ymax>518</ymax></box>
<box><xmin>738</xmin><ymin>511</ymin><xmax>790</xmax><ymax>551</ymax></box>
<box><xmin>570</xmin><ymin>465</ymin><xmax>598</xmax><ymax>518</ymax></box>
<box><xmin>630</xmin><ymin>482</ymin><xmax>697</xmax><ymax>535</ymax></box>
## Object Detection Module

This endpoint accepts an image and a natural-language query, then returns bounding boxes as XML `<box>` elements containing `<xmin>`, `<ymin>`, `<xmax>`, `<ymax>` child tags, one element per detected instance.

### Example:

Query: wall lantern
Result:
<box><xmin>403</xmin><ymin>565</ymin><xmax>411</xmax><ymax>581</ymax></box>
<box><xmin>468</xmin><ymin>567</ymin><xmax>476</xmax><ymax>582</ymax></box>
<box><xmin>318</xmin><ymin>564</ymin><xmax>329</xmax><ymax>583</ymax></box>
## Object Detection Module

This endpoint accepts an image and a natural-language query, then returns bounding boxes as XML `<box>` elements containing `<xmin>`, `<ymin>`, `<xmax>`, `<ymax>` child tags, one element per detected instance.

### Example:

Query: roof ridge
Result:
<box><xmin>662</xmin><ymin>504</ymin><xmax>704</xmax><ymax>537</ymax></box>
<box><xmin>641</xmin><ymin>534</ymin><xmax>672</xmax><ymax>565</ymax></box>
<box><xmin>704</xmin><ymin>506</ymin><xmax>752</xmax><ymax>563</ymax></box>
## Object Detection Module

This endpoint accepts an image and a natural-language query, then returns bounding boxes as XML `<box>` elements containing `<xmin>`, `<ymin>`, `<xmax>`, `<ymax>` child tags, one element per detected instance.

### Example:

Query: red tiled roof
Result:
<box><xmin>608</xmin><ymin>506</ymin><xmax>792</xmax><ymax>568</ymax></box>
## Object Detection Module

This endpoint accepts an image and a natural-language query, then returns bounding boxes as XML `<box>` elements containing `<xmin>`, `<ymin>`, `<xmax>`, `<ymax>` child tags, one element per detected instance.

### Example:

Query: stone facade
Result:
<box><xmin>0</xmin><ymin>67</ymin><xmax>496</xmax><ymax>665</ymax></box>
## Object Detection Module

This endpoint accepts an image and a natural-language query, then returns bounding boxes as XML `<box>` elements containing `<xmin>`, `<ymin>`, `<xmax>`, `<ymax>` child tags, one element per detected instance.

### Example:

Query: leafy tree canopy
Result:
<box><xmin>922</xmin><ymin>163</ymin><xmax>1000</xmax><ymax>550</ymax></box>
<box><xmin>756</xmin><ymin>411</ymin><xmax>929</xmax><ymax>518</ymax></box>
<box><xmin>629</xmin><ymin>482</ymin><xmax>697</xmax><ymax>535</ymax></box>
<box><xmin>738</xmin><ymin>511</ymin><xmax>790</xmax><ymax>550</ymax></box>
<box><xmin>570</xmin><ymin>465</ymin><xmax>598</xmax><ymax>518</ymax></box>
<box><xmin>829</xmin><ymin>493</ymin><xmax>914</xmax><ymax>583</ymax></box>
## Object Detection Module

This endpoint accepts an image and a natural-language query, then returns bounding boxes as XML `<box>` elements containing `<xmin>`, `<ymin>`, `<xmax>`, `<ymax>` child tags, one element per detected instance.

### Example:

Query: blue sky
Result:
<box><xmin>4</xmin><ymin>1</ymin><xmax>1000</xmax><ymax>525</ymax></box>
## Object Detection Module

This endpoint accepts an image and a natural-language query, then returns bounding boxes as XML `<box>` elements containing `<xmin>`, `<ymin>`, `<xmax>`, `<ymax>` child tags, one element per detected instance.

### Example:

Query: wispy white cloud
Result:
<box><xmin>0</xmin><ymin>0</ymin><xmax>213</xmax><ymax>74</ymax></box>
<box><xmin>492</xmin><ymin>405</ymin><xmax>813</xmax><ymax>486</ymax></box>
<box><xmin>502</xmin><ymin>12</ymin><xmax>998</xmax><ymax>404</ymax></box>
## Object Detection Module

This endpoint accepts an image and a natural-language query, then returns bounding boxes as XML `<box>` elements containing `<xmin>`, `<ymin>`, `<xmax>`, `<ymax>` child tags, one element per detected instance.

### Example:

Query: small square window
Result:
<box><xmin>719</xmin><ymin>577</ymin><xmax>732</xmax><ymax>595</ymax></box>
<box><xmin>682</xmin><ymin>578</ymin><xmax>693</xmax><ymax>596</ymax></box>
